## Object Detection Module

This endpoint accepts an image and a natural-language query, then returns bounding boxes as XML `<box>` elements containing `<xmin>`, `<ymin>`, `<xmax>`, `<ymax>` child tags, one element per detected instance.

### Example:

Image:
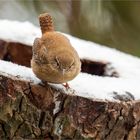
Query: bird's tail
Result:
<box><xmin>39</xmin><ymin>13</ymin><xmax>54</xmax><ymax>34</ymax></box>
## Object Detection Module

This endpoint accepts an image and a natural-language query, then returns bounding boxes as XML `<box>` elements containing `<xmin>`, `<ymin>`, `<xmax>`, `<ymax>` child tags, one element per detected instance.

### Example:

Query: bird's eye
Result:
<box><xmin>54</xmin><ymin>56</ymin><xmax>60</xmax><ymax>67</ymax></box>
<box><xmin>69</xmin><ymin>62</ymin><xmax>74</xmax><ymax>69</ymax></box>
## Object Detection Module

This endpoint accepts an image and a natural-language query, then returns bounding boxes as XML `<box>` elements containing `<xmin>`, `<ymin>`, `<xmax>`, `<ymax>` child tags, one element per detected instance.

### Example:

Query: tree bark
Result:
<box><xmin>0</xmin><ymin>73</ymin><xmax>140</xmax><ymax>140</ymax></box>
<box><xmin>0</xmin><ymin>39</ymin><xmax>138</xmax><ymax>139</ymax></box>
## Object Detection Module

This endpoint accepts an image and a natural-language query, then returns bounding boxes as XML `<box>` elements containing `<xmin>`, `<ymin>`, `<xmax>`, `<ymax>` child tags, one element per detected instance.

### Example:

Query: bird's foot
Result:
<box><xmin>62</xmin><ymin>82</ymin><xmax>70</xmax><ymax>90</ymax></box>
<box><xmin>62</xmin><ymin>83</ymin><xmax>76</xmax><ymax>95</ymax></box>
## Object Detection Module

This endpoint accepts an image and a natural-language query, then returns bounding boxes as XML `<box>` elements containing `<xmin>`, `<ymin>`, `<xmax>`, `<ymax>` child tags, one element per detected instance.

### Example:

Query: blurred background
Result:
<box><xmin>0</xmin><ymin>0</ymin><xmax>140</xmax><ymax>56</ymax></box>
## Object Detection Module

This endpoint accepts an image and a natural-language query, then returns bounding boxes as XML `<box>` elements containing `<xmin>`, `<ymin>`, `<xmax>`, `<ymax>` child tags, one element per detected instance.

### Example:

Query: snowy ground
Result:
<box><xmin>0</xmin><ymin>20</ymin><xmax>140</xmax><ymax>101</ymax></box>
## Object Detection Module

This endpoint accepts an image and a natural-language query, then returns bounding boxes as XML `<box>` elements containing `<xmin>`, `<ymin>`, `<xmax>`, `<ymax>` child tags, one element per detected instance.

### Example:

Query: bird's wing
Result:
<box><xmin>33</xmin><ymin>38</ymin><xmax>49</xmax><ymax>65</ymax></box>
<box><xmin>32</xmin><ymin>38</ymin><xmax>41</xmax><ymax>55</ymax></box>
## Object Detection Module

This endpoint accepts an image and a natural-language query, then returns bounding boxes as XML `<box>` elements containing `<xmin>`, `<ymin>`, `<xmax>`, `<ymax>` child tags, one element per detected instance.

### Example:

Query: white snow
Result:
<box><xmin>0</xmin><ymin>60</ymin><xmax>40</xmax><ymax>84</ymax></box>
<box><xmin>0</xmin><ymin>20</ymin><xmax>41</xmax><ymax>45</ymax></box>
<box><xmin>0</xmin><ymin>19</ymin><xmax>140</xmax><ymax>101</ymax></box>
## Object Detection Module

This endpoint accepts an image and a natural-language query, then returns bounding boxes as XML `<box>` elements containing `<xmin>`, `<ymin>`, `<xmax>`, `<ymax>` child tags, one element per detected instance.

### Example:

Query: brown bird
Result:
<box><xmin>31</xmin><ymin>13</ymin><xmax>81</xmax><ymax>86</ymax></box>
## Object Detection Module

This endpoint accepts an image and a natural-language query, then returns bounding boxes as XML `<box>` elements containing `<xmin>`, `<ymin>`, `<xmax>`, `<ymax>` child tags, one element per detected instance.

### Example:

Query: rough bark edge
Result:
<box><xmin>0</xmin><ymin>73</ymin><xmax>140</xmax><ymax>139</ymax></box>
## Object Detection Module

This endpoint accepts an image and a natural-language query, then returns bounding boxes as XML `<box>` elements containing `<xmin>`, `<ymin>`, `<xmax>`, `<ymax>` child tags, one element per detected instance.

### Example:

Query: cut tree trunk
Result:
<box><xmin>0</xmin><ymin>71</ymin><xmax>140</xmax><ymax>140</ymax></box>
<box><xmin>0</xmin><ymin>39</ymin><xmax>139</xmax><ymax>139</ymax></box>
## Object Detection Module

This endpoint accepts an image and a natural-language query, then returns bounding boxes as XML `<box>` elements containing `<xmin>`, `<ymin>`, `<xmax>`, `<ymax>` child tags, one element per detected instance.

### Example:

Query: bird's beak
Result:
<box><xmin>62</xmin><ymin>69</ymin><xmax>66</xmax><ymax>75</ymax></box>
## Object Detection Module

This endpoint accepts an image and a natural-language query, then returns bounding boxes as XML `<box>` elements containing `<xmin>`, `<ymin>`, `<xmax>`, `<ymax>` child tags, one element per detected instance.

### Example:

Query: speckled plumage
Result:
<box><xmin>31</xmin><ymin>13</ymin><xmax>81</xmax><ymax>84</ymax></box>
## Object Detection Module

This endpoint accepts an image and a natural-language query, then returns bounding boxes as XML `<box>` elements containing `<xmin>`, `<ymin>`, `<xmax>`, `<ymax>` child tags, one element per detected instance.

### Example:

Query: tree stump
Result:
<box><xmin>0</xmin><ymin>68</ymin><xmax>140</xmax><ymax>140</ymax></box>
<box><xmin>0</xmin><ymin>20</ymin><xmax>140</xmax><ymax>140</ymax></box>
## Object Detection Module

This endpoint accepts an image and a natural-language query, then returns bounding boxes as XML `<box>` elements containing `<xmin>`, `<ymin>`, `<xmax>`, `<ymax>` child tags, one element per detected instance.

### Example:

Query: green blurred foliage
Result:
<box><xmin>0</xmin><ymin>0</ymin><xmax>140</xmax><ymax>56</ymax></box>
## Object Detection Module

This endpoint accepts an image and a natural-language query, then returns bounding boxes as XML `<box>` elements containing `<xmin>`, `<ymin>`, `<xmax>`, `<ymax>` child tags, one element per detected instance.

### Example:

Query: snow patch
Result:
<box><xmin>0</xmin><ymin>20</ymin><xmax>41</xmax><ymax>45</ymax></box>
<box><xmin>0</xmin><ymin>60</ymin><xmax>40</xmax><ymax>84</ymax></box>
<box><xmin>0</xmin><ymin>20</ymin><xmax>140</xmax><ymax>101</ymax></box>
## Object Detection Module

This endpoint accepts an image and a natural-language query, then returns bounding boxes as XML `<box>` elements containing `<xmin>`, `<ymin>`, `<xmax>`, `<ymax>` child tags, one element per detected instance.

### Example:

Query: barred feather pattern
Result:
<box><xmin>39</xmin><ymin>13</ymin><xmax>54</xmax><ymax>34</ymax></box>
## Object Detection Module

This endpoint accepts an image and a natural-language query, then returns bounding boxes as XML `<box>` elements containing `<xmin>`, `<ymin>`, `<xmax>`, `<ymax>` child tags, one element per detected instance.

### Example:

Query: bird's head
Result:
<box><xmin>51</xmin><ymin>52</ymin><xmax>75</xmax><ymax>75</ymax></box>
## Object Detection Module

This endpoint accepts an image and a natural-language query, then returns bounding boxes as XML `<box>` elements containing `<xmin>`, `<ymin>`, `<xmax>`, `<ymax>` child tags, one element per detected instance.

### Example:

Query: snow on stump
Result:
<box><xmin>0</xmin><ymin>20</ymin><xmax>140</xmax><ymax>139</ymax></box>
